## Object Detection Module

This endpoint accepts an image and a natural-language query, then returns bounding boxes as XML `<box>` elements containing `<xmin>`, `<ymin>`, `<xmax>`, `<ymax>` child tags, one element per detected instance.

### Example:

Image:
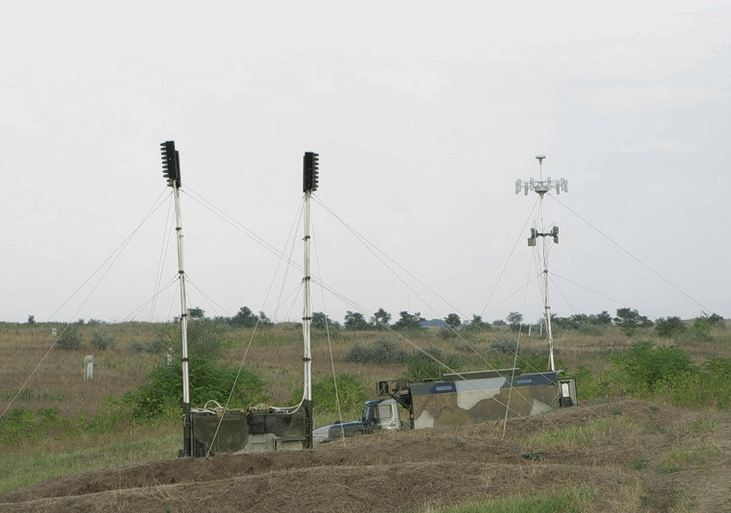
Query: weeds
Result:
<box><xmin>423</xmin><ymin>485</ymin><xmax>598</xmax><ymax>513</ymax></box>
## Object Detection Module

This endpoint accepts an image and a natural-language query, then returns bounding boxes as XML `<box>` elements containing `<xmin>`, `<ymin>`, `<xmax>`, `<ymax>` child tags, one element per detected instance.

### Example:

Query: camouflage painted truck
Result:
<box><xmin>313</xmin><ymin>367</ymin><xmax>576</xmax><ymax>443</ymax></box>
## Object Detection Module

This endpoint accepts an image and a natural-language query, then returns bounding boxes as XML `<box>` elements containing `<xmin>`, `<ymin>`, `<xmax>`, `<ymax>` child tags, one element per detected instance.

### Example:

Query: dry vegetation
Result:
<box><xmin>1</xmin><ymin>320</ymin><xmax>730</xmax><ymax>512</ymax></box>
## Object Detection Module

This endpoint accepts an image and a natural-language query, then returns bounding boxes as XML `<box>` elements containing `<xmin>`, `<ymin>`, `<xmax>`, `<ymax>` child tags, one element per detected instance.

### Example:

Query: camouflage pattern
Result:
<box><xmin>385</xmin><ymin>369</ymin><xmax>573</xmax><ymax>430</ymax></box>
<box><xmin>187</xmin><ymin>407</ymin><xmax>308</xmax><ymax>455</ymax></box>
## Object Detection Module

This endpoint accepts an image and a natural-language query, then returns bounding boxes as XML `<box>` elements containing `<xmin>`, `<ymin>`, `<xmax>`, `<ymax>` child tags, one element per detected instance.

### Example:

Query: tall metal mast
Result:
<box><xmin>515</xmin><ymin>155</ymin><xmax>568</xmax><ymax>371</ymax></box>
<box><xmin>160</xmin><ymin>141</ymin><xmax>193</xmax><ymax>456</ymax></box>
<box><xmin>301</xmin><ymin>151</ymin><xmax>319</xmax><ymax>448</ymax></box>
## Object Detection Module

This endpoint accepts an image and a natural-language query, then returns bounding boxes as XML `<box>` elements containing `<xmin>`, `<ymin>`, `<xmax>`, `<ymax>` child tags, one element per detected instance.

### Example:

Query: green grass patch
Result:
<box><xmin>0</xmin><ymin>423</ymin><xmax>179</xmax><ymax>491</ymax></box>
<box><xmin>422</xmin><ymin>485</ymin><xmax>599</xmax><ymax>513</ymax></box>
<box><xmin>658</xmin><ymin>442</ymin><xmax>722</xmax><ymax>474</ymax></box>
<box><xmin>518</xmin><ymin>415</ymin><xmax>642</xmax><ymax>450</ymax></box>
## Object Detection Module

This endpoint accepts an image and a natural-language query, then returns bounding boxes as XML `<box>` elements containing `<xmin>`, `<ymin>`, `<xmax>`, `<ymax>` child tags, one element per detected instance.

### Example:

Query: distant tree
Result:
<box><xmin>230</xmin><ymin>306</ymin><xmax>258</xmax><ymax>327</ymax></box>
<box><xmin>27</xmin><ymin>315</ymin><xmax>35</xmax><ymax>324</ymax></box>
<box><xmin>465</xmin><ymin>314</ymin><xmax>490</xmax><ymax>331</ymax></box>
<box><xmin>614</xmin><ymin>308</ymin><xmax>653</xmax><ymax>337</ymax></box>
<box><xmin>370</xmin><ymin>308</ymin><xmax>392</xmax><ymax>330</ymax></box>
<box><xmin>444</xmin><ymin>313</ymin><xmax>461</xmax><ymax>330</ymax></box>
<box><xmin>393</xmin><ymin>311</ymin><xmax>425</xmax><ymax>332</ymax></box>
<box><xmin>507</xmin><ymin>312</ymin><xmax>524</xmax><ymax>332</ymax></box>
<box><xmin>344</xmin><ymin>311</ymin><xmax>371</xmax><ymax>331</ymax></box>
<box><xmin>188</xmin><ymin>307</ymin><xmax>206</xmax><ymax>320</ymax></box>
<box><xmin>700</xmin><ymin>311</ymin><xmax>725</xmax><ymax>327</ymax></box>
<box><xmin>593</xmin><ymin>311</ymin><xmax>613</xmax><ymax>325</ymax></box>
<box><xmin>257</xmin><ymin>311</ymin><xmax>273</xmax><ymax>326</ymax></box>
<box><xmin>311</xmin><ymin>312</ymin><xmax>334</xmax><ymax>330</ymax></box>
<box><xmin>655</xmin><ymin>317</ymin><xmax>687</xmax><ymax>338</ymax></box>
<box><xmin>492</xmin><ymin>319</ymin><xmax>507</xmax><ymax>327</ymax></box>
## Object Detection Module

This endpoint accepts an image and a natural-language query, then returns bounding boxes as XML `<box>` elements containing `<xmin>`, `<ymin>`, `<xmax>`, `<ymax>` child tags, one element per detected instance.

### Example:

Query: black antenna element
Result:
<box><xmin>303</xmin><ymin>152</ymin><xmax>319</xmax><ymax>192</ymax></box>
<box><xmin>161</xmin><ymin>141</ymin><xmax>181</xmax><ymax>188</ymax></box>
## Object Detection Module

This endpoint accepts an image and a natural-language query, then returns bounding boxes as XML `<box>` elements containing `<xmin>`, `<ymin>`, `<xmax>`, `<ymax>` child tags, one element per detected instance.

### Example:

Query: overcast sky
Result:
<box><xmin>2</xmin><ymin>1</ymin><xmax>729</xmax><ymax>325</ymax></box>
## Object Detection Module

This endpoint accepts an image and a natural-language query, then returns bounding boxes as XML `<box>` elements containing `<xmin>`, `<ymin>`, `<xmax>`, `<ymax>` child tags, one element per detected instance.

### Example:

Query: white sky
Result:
<box><xmin>1</xmin><ymin>1</ymin><xmax>729</xmax><ymax>325</ymax></box>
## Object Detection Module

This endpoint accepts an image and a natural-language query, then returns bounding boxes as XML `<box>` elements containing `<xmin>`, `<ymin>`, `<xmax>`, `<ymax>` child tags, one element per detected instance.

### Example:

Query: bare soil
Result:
<box><xmin>1</xmin><ymin>398</ymin><xmax>729</xmax><ymax>513</ymax></box>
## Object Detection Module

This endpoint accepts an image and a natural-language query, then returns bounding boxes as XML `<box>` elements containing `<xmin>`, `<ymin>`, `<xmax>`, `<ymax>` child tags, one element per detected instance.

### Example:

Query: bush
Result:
<box><xmin>614</xmin><ymin>342</ymin><xmax>697</xmax><ymax>395</ymax></box>
<box><xmin>343</xmin><ymin>339</ymin><xmax>407</xmax><ymax>365</ymax></box>
<box><xmin>185</xmin><ymin>320</ymin><xmax>229</xmax><ymax>361</ymax></box>
<box><xmin>311</xmin><ymin>374</ymin><xmax>366</xmax><ymax>415</ymax></box>
<box><xmin>56</xmin><ymin>326</ymin><xmax>82</xmax><ymax>350</ymax></box>
<box><xmin>578</xmin><ymin>323</ymin><xmax>604</xmax><ymax>336</ymax></box>
<box><xmin>655</xmin><ymin>317</ymin><xmax>687</xmax><ymax>338</ymax></box>
<box><xmin>516</xmin><ymin>353</ymin><xmax>552</xmax><ymax>373</ymax></box>
<box><xmin>90</xmin><ymin>332</ymin><xmax>117</xmax><ymax>351</ymax></box>
<box><xmin>438</xmin><ymin>326</ymin><xmax>457</xmax><ymax>339</ymax></box>
<box><xmin>0</xmin><ymin>407</ymin><xmax>38</xmax><ymax>446</ymax></box>
<box><xmin>131</xmin><ymin>338</ymin><xmax>167</xmax><ymax>354</ymax></box>
<box><xmin>573</xmin><ymin>365</ymin><xmax>612</xmax><ymax>401</ymax></box>
<box><xmin>406</xmin><ymin>346</ymin><xmax>463</xmax><ymax>381</ymax></box>
<box><xmin>688</xmin><ymin>318</ymin><xmax>713</xmax><ymax>342</ymax></box>
<box><xmin>127</xmin><ymin>359</ymin><xmax>269</xmax><ymax>420</ymax></box>
<box><xmin>489</xmin><ymin>337</ymin><xmax>518</xmax><ymax>355</ymax></box>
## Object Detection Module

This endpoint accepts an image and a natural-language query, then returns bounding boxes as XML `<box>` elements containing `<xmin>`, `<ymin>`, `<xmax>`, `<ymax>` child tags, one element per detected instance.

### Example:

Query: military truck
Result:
<box><xmin>313</xmin><ymin>367</ymin><xmax>576</xmax><ymax>442</ymax></box>
<box><xmin>381</xmin><ymin>368</ymin><xmax>576</xmax><ymax>430</ymax></box>
<box><xmin>312</xmin><ymin>398</ymin><xmax>401</xmax><ymax>443</ymax></box>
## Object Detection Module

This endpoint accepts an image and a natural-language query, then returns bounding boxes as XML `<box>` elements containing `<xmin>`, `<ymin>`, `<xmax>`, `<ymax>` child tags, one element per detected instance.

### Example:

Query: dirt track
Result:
<box><xmin>1</xmin><ymin>399</ymin><xmax>729</xmax><ymax>513</ymax></box>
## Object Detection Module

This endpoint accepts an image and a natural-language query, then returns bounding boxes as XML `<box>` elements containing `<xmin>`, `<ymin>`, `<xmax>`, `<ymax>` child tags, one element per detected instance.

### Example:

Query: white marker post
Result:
<box><xmin>84</xmin><ymin>355</ymin><xmax>94</xmax><ymax>380</ymax></box>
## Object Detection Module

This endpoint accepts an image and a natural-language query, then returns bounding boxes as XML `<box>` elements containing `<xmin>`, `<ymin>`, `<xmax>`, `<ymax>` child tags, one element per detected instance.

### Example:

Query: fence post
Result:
<box><xmin>84</xmin><ymin>355</ymin><xmax>94</xmax><ymax>380</ymax></box>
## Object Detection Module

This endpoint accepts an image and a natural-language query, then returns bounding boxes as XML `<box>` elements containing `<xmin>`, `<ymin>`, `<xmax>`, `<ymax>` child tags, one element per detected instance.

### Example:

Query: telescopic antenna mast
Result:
<box><xmin>301</xmin><ymin>151</ymin><xmax>319</xmax><ymax>448</ymax></box>
<box><xmin>515</xmin><ymin>155</ymin><xmax>568</xmax><ymax>371</ymax></box>
<box><xmin>160</xmin><ymin>140</ymin><xmax>193</xmax><ymax>456</ymax></box>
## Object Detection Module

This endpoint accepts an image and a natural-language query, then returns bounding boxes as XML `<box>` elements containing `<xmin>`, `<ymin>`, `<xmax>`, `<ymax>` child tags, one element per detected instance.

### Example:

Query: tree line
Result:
<box><xmin>183</xmin><ymin>306</ymin><xmax>726</xmax><ymax>336</ymax></box>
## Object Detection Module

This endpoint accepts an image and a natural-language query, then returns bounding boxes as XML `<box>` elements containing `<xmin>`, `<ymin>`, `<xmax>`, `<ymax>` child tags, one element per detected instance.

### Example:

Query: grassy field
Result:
<box><xmin>1</xmin><ymin>318</ymin><xmax>730</xmax><ymax>501</ymax></box>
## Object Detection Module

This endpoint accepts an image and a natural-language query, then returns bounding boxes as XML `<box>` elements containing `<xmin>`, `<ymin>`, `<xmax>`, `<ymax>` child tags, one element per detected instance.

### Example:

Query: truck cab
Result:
<box><xmin>312</xmin><ymin>398</ymin><xmax>401</xmax><ymax>444</ymax></box>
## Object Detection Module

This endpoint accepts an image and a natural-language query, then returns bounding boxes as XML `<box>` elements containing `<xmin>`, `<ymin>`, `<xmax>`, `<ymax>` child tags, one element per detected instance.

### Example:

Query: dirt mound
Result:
<box><xmin>1</xmin><ymin>399</ymin><xmax>729</xmax><ymax>513</ymax></box>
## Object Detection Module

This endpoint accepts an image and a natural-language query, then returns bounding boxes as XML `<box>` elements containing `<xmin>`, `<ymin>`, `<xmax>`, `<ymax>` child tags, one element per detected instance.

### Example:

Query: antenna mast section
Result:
<box><xmin>160</xmin><ymin>140</ymin><xmax>193</xmax><ymax>456</ymax></box>
<box><xmin>515</xmin><ymin>155</ymin><xmax>568</xmax><ymax>371</ymax></box>
<box><xmin>301</xmin><ymin>151</ymin><xmax>319</xmax><ymax>448</ymax></box>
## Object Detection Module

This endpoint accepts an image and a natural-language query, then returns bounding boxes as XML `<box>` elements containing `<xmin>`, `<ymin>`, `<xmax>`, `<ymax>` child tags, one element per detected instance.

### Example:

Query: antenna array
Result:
<box><xmin>515</xmin><ymin>155</ymin><xmax>569</xmax><ymax>372</ymax></box>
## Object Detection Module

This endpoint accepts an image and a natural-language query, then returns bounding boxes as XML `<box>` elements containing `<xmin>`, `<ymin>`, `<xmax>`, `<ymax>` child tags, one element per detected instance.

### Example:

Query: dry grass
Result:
<box><xmin>2</xmin><ymin>320</ymin><xmax>731</xmax><ymax>512</ymax></box>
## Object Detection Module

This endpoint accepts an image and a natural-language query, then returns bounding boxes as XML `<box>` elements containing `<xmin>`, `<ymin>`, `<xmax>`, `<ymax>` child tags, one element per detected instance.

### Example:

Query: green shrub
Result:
<box><xmin>573</xmin><ymin>365</ymin><xmax>612</xmax><ymax>401</ymax></box>
<box><xmin>311</xmin><ymin>374</ymin><xmax>366</xmax><ymax>415</ymax></box>
<box><xmin>516</xmin><ymin>353</ymin><xmax>552</xmax><ymax>373</ymax></box>
<box><xmin>343</xmin><ymin>339</ymin><xmax>407</xmax><ymax>365</ymax></box>
<box><xmin>489</xmin><ymin>337</ymin><xmax>518</xmax><ymax>355</ymax></box>
<box><xmin>56</xmin><ymin>326</ymin><xmax>82</xmax><ymax>350</ymax></box>
<box><xmin>687</xmin><ymin>318</ymin><xmax>713</xmax><ymax>342</ymax></box>
<box><xmin>131</xmin><ymin>338</ymin><xmax>167</xmax><ymax>354</ymax></box>
<box><xmin>406</xmin><ymin>346</ymin><xmax>463</xmax><ymax>381</ymax></box>
<box><xmin>614</xmin><ymin>342</ymin><xmax>698</xmax><ymax>395</ymax></box>
<box><xmin>578</xmin><ymin>323</ymin><xmax>604</xmax><ymax>336</ymax></box>
<box><xmin>185</xmin><ymin>320</ymin><xmax>229</xmax><ymax>361</ymax></box>
<box><xmin>90</xmin><ymin>332</ymin><xmax>117</xmax><ymax>351</ymax></box>
<box><xmin>0</xmin><ymin>407</ymin><xmax>38</xmax><ymax>445</ymax></box>
<box><xmin>127</xmin><ymin>359</ymin><xmax>269</xmax><ymax>420</ymax></box>
<box><xmin>655</xmin><ymin>317</ymin><xmax>687</xmax><ymax>338</ymax></box>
